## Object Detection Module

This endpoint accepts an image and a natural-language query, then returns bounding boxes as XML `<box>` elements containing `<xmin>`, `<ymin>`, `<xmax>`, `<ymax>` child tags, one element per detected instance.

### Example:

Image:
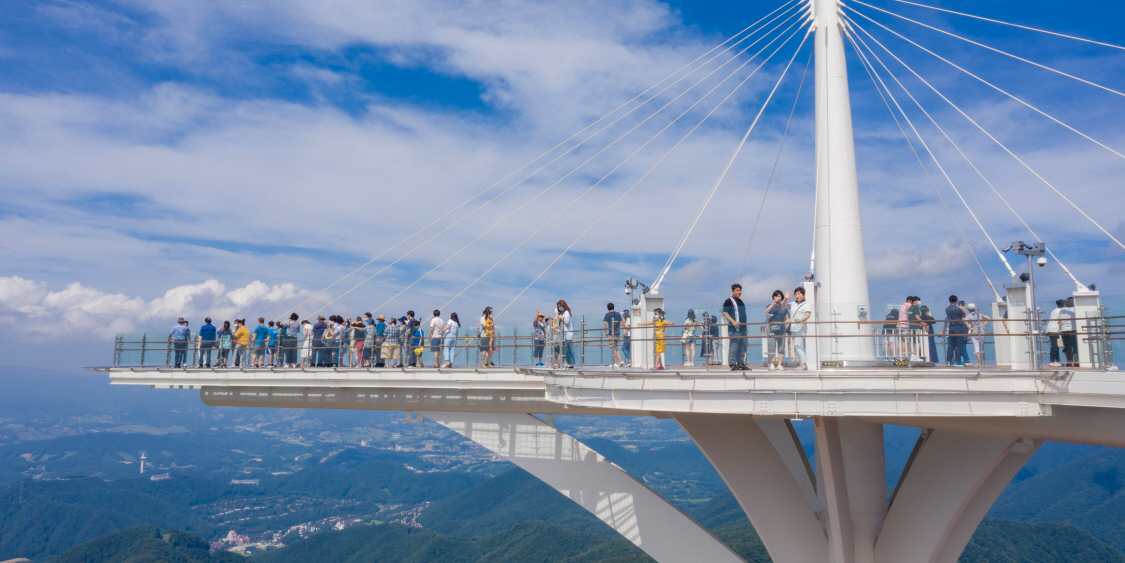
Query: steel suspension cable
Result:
<box><xmin>653</xmin><ymin>27</ymin><xmax>813</xmax><ymax>293</ymax></box>
<box><xmin>367</xmin><ymin>16</ymin><xmax>812</xmax><ymax>314</ymax></box>
<box><xmin>851</xmin><ymin>0</ymin><xmax>1125</xmax><ymax>99</ymax></box>
<box><xmin>845</xmin><ymin>6</ymin><xmax>1125</xmax><ymax>162</ymax></box>
<box><xmin>273</xmin><ymin>0</ymin><xmax>798</xmax><ymax>318</ymax></box>
<box><xmin>497</xmin><ymin>29</ymin><xmax>814</xmax><ymax>318</ymax></box>
<box><xmin>846</xmin><ymin>23</ymin><xmax>1087</xmax><ymax>289</ymax></box>
<box><xmin>846</xmin><ymin>29</ymin><xmax>1002</xmax><ymax>299</ymax></box>
<box><xmin>844</xmin><ymin>13</ymin><xmax>1125</xmax><ymax>253</ymax></box>
<box><xmin>453</xmin><ymin>27</ymin><xmax>811</xmax><ymax>313</ymax></box>
<box><xmin>882</xmin><ymin>0</ymin><xmax>1125</xmax><ymax>52</ymax></box>
<box><xmin>311</xmin><ymin>8</ymin><xmax>809</xmax><ymax>315</ymax></box>
<box><xmin>737</xmin><ymin>49</ymin><xmax>812</xmax><ymax>282</ymax></box>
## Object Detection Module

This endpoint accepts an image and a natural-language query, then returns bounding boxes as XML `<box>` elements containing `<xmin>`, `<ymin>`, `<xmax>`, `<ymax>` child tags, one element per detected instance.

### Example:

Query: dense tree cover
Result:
<box><xmin>962</xmin><ymin>519</ymin><xmax>1125</xmax><ymax>563</ymax></box>
<box><xmin>992</xmin><ymin>448</ymin><xmax>1125</xmax><ymax>552</ymax></box>
<box><xmin>51</xmin><ymin>525</ymin><xmax>245</xmax><ymax>563</ymax></box>
<box><xmin>418</xmin><ymin>468</ymin><xmax>614</xmax><ymax>536</ymax></box>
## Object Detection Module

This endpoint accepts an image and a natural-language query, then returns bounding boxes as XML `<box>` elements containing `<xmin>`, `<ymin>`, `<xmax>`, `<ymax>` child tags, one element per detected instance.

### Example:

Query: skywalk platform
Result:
<box><xmin>94</xmin><ymin>365</ymin><xmax>1125</xmax><ymax>419</ymax></box>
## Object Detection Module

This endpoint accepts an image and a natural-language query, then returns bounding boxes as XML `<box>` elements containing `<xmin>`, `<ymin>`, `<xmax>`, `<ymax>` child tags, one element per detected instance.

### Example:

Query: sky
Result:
<box><xmin>0</xmin><ymin>0</ymin><xmax>1122</xmax><ymax>369</ymax></box>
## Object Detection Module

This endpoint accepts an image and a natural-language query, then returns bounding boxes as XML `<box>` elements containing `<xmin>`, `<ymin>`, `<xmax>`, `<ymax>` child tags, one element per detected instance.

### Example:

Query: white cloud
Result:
<box><xmin>0</xmin><ymin>276</ymin><xmax>305</xmax><ymax>338</ymax></box>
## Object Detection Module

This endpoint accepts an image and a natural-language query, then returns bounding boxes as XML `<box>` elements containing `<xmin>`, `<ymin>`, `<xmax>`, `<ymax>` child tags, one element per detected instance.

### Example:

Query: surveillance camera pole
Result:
<box><xmin>1008</xmin><ymin>241</ymin><xmax>1046</xmax><ymax>370</ymax></box>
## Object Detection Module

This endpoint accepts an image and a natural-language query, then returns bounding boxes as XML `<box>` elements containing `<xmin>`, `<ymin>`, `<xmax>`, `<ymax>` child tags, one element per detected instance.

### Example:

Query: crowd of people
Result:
<box><xmin>164</xmin><ymin>283</ymin><xmax>1065</xmax><ymax>370</ymax></box>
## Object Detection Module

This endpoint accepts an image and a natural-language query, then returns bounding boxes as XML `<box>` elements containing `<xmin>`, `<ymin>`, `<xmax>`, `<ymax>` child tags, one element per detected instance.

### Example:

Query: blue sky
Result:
<box><xmin>0</xmin><ymin>0</ymin><xmax>1122</xmax><ymax>367</ymax></box>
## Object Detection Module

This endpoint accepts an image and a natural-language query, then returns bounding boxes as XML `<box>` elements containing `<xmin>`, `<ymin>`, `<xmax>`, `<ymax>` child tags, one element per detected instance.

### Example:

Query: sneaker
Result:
<box><xmin>798</xmin><ymin>364</ymin><xmax>808</xmax><ymax>371</ymax></box>
<box><xmin>768</xmin><ymin>364</ymin><xmax>776</xmax><ymax>371</ymax></box>
<box><xmin>730</xmin><ymin>365</ymin><xmax>741</xmax><ymax>371</ymax></box>
<box><xmin>954</xmin><ymin>363</ymin><xmax>965</xmax><ymax>367</ymax></box>
<box><xmin>656</xmin><ymin>366</ymin><xmax>664</xmax><ymax>370</ymax></box>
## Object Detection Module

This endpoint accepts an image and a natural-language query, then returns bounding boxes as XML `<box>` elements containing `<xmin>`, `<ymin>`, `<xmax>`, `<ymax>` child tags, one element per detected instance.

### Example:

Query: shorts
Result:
<box><xmin>970</xmin><ymin>335</ymin><xmax>984</xmax><ymax>354</ymax></box>
<box><xmin>607</xmin><ymin>333</ymin><xmax>620</xmax><ymax>349</ymax></box>
<box><xmin>479</xmin><ymin>337</ymin><xmax>492</xmax><ymax>352</ymax></box>
<box><xmin>430</xmin><ymin>338</ymin><xmax>441</xmax><ymax>353</ymax></box>
<box><xmin>381</xmin><ymin>343</ymin><xmax>401</xmax><ymax>361</ymax></box>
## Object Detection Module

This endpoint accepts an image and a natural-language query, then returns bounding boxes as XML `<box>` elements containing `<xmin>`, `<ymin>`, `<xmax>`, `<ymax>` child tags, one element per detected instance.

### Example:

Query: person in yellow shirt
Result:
<box><xmin>639</xmin><ymin>308</ymin><xmax>671</xmax><ymax>370</ymax></box>
<box><xmin>233</xmin><ymin>319</ymin><xmax>251</xmax><ymax>367</ymax></box>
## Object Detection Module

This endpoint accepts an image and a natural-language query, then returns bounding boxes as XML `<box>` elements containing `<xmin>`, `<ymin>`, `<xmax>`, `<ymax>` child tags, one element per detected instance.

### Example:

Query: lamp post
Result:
<box><xmin>1004</xmin><ymin>241</ymin><xmax>1047</xmax><ymax>370</ymax></box>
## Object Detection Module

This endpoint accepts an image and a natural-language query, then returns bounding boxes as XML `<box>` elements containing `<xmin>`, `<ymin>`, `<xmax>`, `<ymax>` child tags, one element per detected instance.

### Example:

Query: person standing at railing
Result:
<box><xmin>198</xmin><ymin>318</ymin><xmax>216</xmax><ymax>368</ymax></box>
<box><xmin>170</xmin><ymin>318</ymin><xmax>191</xmax><ymax>368</ymax></box>
<box><xmin>557</xmin><ymin>300</ymin><xmax>575</xmax><ymax>369</ymax></box>
<box><xmin>311</xmin><ymin>316</ymin><xmax>328</xmax><ymax>367</ymax></box>
<box><xmin>479</xmin><ymin>307</ymin><xmax>495</xmax><ymax>368</ymax></box>
<box><xmin>786</xmin><ymin>288</ymin><xmax>810</xmax><ymax>371</ymax></box>
<box><xmin>267</xmin><ymin>321</ymin><xmax>280</xmax><ymax>367</ymax></box>
<box><xmin>638</xmin><ymin>308</ymin><xmax>670</xmax><ymax>370</ymax></box>
<box><xmin>383</xmin><ymin>318</ymin><xmax>403</xmax><ymax>368</ymax></box>
<box><xmin>965</xmin><ymin>304</ymin><xmax>991</xmax><ymax>367</ymax></box>
<box><xmin>1061</xmin><ymin>296</ymin><xmax>1078</xmax><ymax>367</ymax></box>
<box><xmin>442</xmin><ymin>312</ymin><xmax>460</xmax><ymax>368</ymax></box>
<box><xmin>603</xmin><ymin>303</ymin><xmax>623</xmax><ymax>368</ymax></box>
<box><xmin>1047</xmin><ymin>299</ymin><xmax>1065</xmax><ymax>367</ymax></box>
<box><xmin>681</xmin><ymin>310</ymin><xmax>699</xmax><ymax>367</ymax></box>
<box><xmin>232</xmin><ymin>319</ymin><xmax>251</xmax><ymax>367</ymax></box>
<box><xmin>532</xmin><ymin>312</ymin><xmax>547</xmax><ymax>367</ymax></box>
<box><xmin>217</xmin><ymin>321</ymin><xmax>233</xmax><ymax>367</ymax></box>
<box><xmin>428</xmin><ymin>310</ymin><xmax>445</xmax><ymax>369</ymax></box>
<box><xmin>546</xmin><ymin>314</ymin><xmax>563</xmax><ymax>368</ymax></box>
<box><xmin>283</xmin><ymin>313</ymin><xmax>302</xmax><ymax>367</ymax></box>
<box><xmin>765</xmin><ymin>290</ymin><xmax>790</xmax><ymax>371</ymax></box>
<box><xmin>942</xmin><ymin>296</ymin><xmax>967</xmax><ymax>367</ymax></box>
<box><xmin>350</xmin><ymin>317</ymin><xmax>367</xmax><ymax>367</ymax></box>
<box><xmin>723</xmin><ymin>284</ymin><xmax>748</xmax><ymax>371</ymax></box>
<box><xmin>374</xmin><ymin>315</ymin><xmax>386</xmax><ymax>368</ymax></box>
<box><xmin>299</xmin><ymin>320</ymin><xmax>312</xmax><ymax>367</ymax></box>
<box><xmin>251</xmin><ymin>318</ymin><xmax>269</xmax><ymax>368</ymax></box>
<box><xmin>620</xmin><ymin>309</ymin><xmax>633</xmax><ymax>368</ymax></box>
<box><xmin>920</xmin><ymin>305</ymin><xmax>938</xmax><ymax>363</ymax></box>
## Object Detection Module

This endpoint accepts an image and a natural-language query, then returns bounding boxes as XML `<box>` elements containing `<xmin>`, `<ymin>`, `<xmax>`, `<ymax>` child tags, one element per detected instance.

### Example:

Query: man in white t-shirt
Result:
<box><xmin>429</xmin><ymin>310</ymin><xmax>446</xmax><ymax>369</ymax></box>
<box><xmin>786</xmin><ymin>287</ymin><xmax>811</xmax><ymax>370</ymax></box>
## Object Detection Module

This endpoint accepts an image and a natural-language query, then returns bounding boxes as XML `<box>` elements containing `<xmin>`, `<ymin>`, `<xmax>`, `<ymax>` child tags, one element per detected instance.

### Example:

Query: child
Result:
<box><xmin>640</xmin><ymin>308</ymin><xmax>671</xmax><ymax>370</ymax></box>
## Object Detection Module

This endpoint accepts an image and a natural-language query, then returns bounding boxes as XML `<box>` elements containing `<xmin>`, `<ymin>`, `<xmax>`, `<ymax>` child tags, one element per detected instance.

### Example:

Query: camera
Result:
<box><xmin>1036</xmin><ymin>256</ymin><xmax>1047</xmax><ymax>267</ymax></box>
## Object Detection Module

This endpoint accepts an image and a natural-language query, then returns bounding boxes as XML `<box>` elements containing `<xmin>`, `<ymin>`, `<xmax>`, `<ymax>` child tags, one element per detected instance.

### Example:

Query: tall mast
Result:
<box><xmin>812</xmin><ymin>0</ymin><xmax>873</xmax><ymax>361</ymax></box>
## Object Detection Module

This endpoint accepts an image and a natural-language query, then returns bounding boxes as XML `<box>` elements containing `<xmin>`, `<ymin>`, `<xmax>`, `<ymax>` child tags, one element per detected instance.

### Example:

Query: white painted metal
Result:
<box><xmin>837</xmin><ymin>420</ymin><xmax>887</xmax><ymax>563</ymax></box>
<box><xmin>804</xmin><ymin>280</ymin><xmax>823</xmax><ymax>368</ymax></box>
<box><xmin>814</xmin><ymin>417</ymin><xmax>854</xmax><ymax>563</ymax></box>
<box><xmin>631</xmin><ymin>292</ymin><xmax>664</xmax><ymax>370</ymax></box>
<box><xmin>874</xmin><ymin>431</ymin><xmax>1039</xmax><ymax>563</ymax></box>
<box><xmin>1004</xmin><ymin>283</ymin><xmax>1033</xmax><ymax>370</ymax></box>
<box><xmin>813</xmin><ymin>0</ymin><xmax>873</xmax><ymax>362</ymax></box>
<box><xmin>420</xmin><ymin>411</ymin><xmax>745</xmax><ymax>563</ymax></box>
<box><xmin>675</xmin><ymin>413</ymin><xmax>828</xmax><ymax>563</ymax></box>
<box><xmin>1072</xmin><ymin>289</ymin><xmax>1102</xmax><ymax>367</ymax></box>
<box><xmin>757</xmin><ymin>418</ymin><xmax>819</xmax><ymax>509</ymax></box>
<box><xmin>991</xmin><ymin>300</ymin><xmax>1011</xmax><ymax>368</ymax></box>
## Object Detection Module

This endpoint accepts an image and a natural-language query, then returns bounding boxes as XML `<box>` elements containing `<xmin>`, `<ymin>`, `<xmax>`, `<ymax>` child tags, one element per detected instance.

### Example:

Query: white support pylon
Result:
<box><xmin>813</xmin><ymin>0</ymin><xmax>874</xmax><ymax>362</ymax></box>
<box><xmin>422</xmin><ymin>411</ymin><xmax>745</xmax><ymax>563</ymax></box>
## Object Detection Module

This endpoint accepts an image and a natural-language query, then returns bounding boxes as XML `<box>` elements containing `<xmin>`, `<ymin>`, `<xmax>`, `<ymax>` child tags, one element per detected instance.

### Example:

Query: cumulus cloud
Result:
<box><xmin>0</xmin><ymin>276</ymin><xmax>304</xmax><ymax>338</ymax></box>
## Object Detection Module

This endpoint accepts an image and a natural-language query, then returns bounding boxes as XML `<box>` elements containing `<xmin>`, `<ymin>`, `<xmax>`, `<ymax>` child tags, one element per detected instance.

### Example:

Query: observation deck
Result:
<box><xmin>95</xmin><ymin>363</ymin><xmax>1125</xmax><ymax>420</ymax></box>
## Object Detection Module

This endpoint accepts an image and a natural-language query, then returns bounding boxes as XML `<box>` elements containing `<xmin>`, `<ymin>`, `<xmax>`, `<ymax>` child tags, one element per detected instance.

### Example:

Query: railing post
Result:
<box><xmin>113</xmin><ymin>334</ymin><xmax>122</xmax><ymax>367</ymax></box>
<box><xmin>512</xmin><ymin>327</ymin><xmax>518</xmax><ymax>366</ymax></box>
<box><xmin>140</xmin><ymin>335</ymin><xmax>147</xmax><ymax>367</ymax></box>
<box><xmin>580</xmin><ymin>316</ymin><xmax>586</xmax><ymax>367</ymax></box>
<box><xmin>166</xmin><ymin>335</ymin><xmax>172</xmax><ymax>367</ymax></box>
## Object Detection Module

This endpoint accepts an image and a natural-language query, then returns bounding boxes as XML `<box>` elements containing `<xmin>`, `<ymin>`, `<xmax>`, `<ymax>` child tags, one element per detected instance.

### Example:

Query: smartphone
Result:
<box><xmin>958</xmin><ymin>301</ymin><xmax>965</xmax><ymax>307</ymax></box>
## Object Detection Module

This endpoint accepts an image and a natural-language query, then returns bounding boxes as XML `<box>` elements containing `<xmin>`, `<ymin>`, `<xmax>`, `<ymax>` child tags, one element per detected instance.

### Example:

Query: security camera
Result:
<box><xmin>1036</xmin><ymin>256</ymin><xmax>1047</xmax><ymax>267</ymax></box>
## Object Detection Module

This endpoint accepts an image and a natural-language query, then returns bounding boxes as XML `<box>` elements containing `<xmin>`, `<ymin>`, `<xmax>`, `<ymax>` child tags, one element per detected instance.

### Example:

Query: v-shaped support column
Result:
<box><xmin>421</xmin><ymin>411</ymin><xmax>745</xmax><ymax>563</ymax></box>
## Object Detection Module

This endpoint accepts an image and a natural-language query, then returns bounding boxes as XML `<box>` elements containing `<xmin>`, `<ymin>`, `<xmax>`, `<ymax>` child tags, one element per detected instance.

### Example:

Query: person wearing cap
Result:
<box><xmin>374</xmin><ymin>315</ymin><xmax>387</xmax><ymax>367</ymax></box>
<box><xmin>965</xmin><ymin>303</ymin><xmax>991</xmax><ymax>366</ymax></box>
<box><xmin>1061</xmin><ymin>296</ymin><xmax>1078</xmax><ymax>367</ymax></box>
<box><xmin>170</xmin><ymin>318</ymin><xmax>191</xmax><ymax>368</ymax></box>
<box><xmin>311</xmin><ymin>316</ymin><xmax>328</xmax><ymax>367</ymax></box>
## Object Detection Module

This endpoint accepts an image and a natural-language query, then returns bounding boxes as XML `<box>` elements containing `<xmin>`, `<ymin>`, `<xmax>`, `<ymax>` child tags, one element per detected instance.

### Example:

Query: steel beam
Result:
<box><xmin>421</xmin><ymin>412</ymin><xmax>744</xmax><ymax>563</ymax></box>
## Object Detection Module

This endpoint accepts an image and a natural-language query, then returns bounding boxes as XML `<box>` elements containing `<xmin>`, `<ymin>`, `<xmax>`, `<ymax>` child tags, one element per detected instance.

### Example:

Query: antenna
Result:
<box><xmin>139</xmin><ymin>452</ymin><xmax>147</xmax><ymax>474</ymax></box>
